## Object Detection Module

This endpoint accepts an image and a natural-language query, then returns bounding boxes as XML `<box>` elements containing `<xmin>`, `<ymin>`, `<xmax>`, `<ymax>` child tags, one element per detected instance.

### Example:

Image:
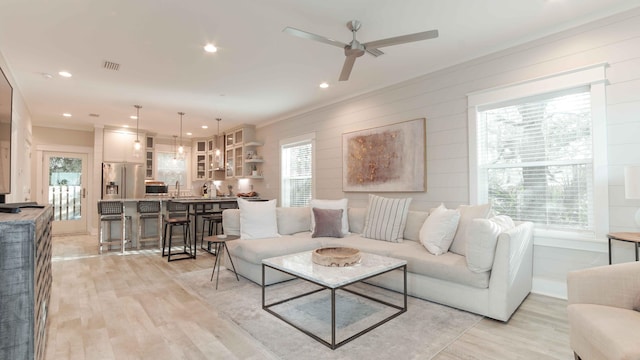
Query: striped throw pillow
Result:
<box><xmin>362</xmin><ymin>195</ymin><xmax>412</xmax><ymax>242</ymax></box>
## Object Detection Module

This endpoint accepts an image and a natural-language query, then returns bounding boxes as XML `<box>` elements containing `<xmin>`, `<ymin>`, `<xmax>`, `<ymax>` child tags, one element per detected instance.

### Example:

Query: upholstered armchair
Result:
<box><xmin>567</xmin><ymin>261</ymin><xmax>640</xmax><ymax>360</ymax></box>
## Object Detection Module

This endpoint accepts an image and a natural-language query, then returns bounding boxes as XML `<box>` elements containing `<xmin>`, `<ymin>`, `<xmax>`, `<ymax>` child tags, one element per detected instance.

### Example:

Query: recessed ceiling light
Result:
<box><xmin>123</xmin><ymin>125</ymin><xmax>129</xmax><ymax>128</ymax></box>
<box><xmin>186</xmin><ymin>132</ymin><xmax>193</xmax><ymax>136</ymax></box>
<box><xmin>202</xmin><ymin>125</ymin><xmax>208</xmax><ymax>129</ymax></box>
<box><xmin>58</xmin><ymin>71</ymin><xmax>72</xmax><ymax>78</ymax></box>
<box><xmin>319</xmin><ymin>82</ymin><xmax>329</xmax><ymax>89</ymax></box>
<box><xmin>130</xmin><ymin>115</ymin><xmax>138</xmax><ymax>119</ymax></box>
<box><xmin>204</xmin><ymin>44</ymin><xmax>217</xmax><ymax>53</ymax></box>
<box><xmin>62</xmin><ymin>113</ymin><xmax>72</xmax><ymax>117</ymax></box>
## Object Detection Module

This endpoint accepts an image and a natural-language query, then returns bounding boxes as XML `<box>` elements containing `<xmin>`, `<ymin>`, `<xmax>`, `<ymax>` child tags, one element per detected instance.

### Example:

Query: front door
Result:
<box><xmin>44</xmin><ymin>152</ymin><xmax>88</xmax><ymax>234</ymax></box>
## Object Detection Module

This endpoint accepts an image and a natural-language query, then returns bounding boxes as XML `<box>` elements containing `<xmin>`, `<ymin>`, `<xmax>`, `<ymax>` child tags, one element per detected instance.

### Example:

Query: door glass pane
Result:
<box><xmin>48</xmin><ymin>156</ymin><xmax>83</xmax><ymax>221</ymax></box>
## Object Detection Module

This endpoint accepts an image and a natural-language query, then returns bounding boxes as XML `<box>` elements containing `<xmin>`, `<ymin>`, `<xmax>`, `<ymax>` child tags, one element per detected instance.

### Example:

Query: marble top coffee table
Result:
<box><xmin>262</xmin><ymin>250</ymin><xmax>407</xmax><ymax>350</ymax></box>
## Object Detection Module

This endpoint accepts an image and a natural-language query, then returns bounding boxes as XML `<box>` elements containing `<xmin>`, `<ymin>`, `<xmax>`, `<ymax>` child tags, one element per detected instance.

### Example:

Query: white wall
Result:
<box><xmin>253</xmin><ymin>7</ymin><xmax>640</xmax><ymax>298</ymax></box>
<box><xmin>0</xmin><ymin>50</ymin><xmax>32</xmax><ymax>203</ymax></box>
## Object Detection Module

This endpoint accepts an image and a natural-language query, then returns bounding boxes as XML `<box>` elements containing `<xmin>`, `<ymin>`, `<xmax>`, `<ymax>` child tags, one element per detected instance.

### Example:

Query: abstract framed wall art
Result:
<box><xmin>342</xmin><ymin>118</ymin><xmax>426</xmax><ymax>192</ymax></box>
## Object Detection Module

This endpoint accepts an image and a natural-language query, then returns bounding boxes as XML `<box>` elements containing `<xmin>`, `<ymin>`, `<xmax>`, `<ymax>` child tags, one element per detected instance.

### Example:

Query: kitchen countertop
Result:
<box><xmin>98</xmin><ymin>197</ymin><xmax>242</xmax><ymax>202</ymax></box>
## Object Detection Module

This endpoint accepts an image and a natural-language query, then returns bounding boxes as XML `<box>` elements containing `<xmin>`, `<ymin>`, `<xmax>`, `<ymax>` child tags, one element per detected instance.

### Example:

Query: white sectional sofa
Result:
<box><xmin>223</xmin><ymin>206</ymin><xmax>534</xmax><ymax>322</ymax></box>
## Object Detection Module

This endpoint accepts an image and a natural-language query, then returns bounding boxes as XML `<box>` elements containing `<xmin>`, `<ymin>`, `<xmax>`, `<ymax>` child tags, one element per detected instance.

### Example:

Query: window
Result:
<box><xmin>477</xmin><ymin>89</ymin><xmax>592</xmax><ymax>230</ymax></box>
<box><xmin>469</xmin><ymin>65</ymin><xmax>608</xmax><ymax>238</ymax></box>
<box><xmin>156</xmin><ymin>151</ymin><xmax>188</xmax><ymax>190</ymax></box>
<box><xmin>281</xmin><ymin>133</ymin><xmax>315</xmax><ymax>207</ymax></box>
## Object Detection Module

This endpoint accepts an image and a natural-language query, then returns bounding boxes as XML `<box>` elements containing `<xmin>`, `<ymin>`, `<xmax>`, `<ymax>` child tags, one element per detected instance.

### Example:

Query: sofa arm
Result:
<box><xmin>487</xmin><ymin>221</ymin><xmax>534</xmax><ymax>321</ymax></box>
<box><xmin>567</xmin><ymin>261</ymin><xmax>640</xmax><ymax>309</ymax></box>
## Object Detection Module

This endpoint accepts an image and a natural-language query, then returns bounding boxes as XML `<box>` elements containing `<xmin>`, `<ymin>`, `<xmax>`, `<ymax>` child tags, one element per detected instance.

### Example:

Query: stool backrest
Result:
<box><xmin>137</xmin><ymin>200</ymin><xmax>161</xmax><ymax>214</ymax></box>
<box><xmin>166</xmin><ymin>201</ymin><xmax>189</xmax><ymax>218</ymax></box>
<box><xmin>220</xmin><ymin>201</ymin><xmax>238</xmax><ymax>210</ymax></box>
<box><xmin>98</xmin><ymin>201</ymin><xmax>123</xmax><ymax>215</ymax></box>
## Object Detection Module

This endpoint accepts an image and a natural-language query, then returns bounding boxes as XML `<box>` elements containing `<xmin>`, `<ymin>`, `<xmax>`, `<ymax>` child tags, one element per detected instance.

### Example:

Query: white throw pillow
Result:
<box><xmin>310</xmin><ymin>198</ymin><xmax>349</xmax><ymax>236</ymax></box>
<box><xmin>362</xmin><ymin>194</ymin><xmax>412</xmax><ymax>243</ymax></box>
<box><xmin>237</xmin><ymin>198</ymin><xmax>280</xmax><ymax>240</ymax></box>
<box><xmin>449</xmin><ymin>203</ymin><xmax>492</xmax><ymax>256</ymax></box>
<box><xmin>465</xmin><ymin>215</ymin><xmax>515</xmax><ymax>272</ymax></box>
<box><xmin>419</xmin><ymin>204</ymin><xmax>461</xmax><ymax>255</ymax></box>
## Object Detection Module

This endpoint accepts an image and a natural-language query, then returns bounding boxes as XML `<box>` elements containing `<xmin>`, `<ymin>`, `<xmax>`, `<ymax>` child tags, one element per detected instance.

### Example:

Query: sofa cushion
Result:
<box><xmin>389</xmin><ymin>241</ymin><xmax>490</xmax><ymax>289</ymax></box>
<box><xmin>226</xmin><ymin>236</ymin><xmax>322</xmax><ymax>265</ymax></box>
<box><xmin>348</xmin><ymin>207</ymin><xmax>366</xmax><ymax>234</ymax></box>
<box><xmin>276</xmin><ymin>206</ymin><xmax>311</xmax><ymax>235</ymax></box>
<box><xmin>310</xmin><ymin>198</ymin><xmax>349</xmax><ymax>235</ymax></box>
<box><xmin>403</xmin><ymin>210</ymin><xmax>430</xmax><ymax>242</ymax></box>
<box><xmin>237</xmin><ymin>198</ymin><xmax>280</xmax><ymax>240</ymax></box>
<box><xmin>419</xmin><ymin>204</ymin><xmax>460</xmax><ymax>255</ymax></box>
<box><xmin>362</xmin><ymin>194</ymin><xmax>412</xmax><ymax>243</ymax></box>
<box><xmin>320</xmin><ymin>235</ymin><xmax>396</xmax><ymax>257</ymax></box>
<box><xmin>449</xmin><ymin>203</ymin><xmax>492</xmax><ymax>255</ymax></box>
<box><xmin>465</xmin><ymin>215</ymin><xmax>515</xmax><ymax>273</ymax></box>
<box><xmin>312</xmin><ymin>208</ymin><xmax>344</xmax><ymax>238</ymax></box>
<box><xmin>568</xmin><ymin>304</ymin><xmax>640</xmax><ymax>360</ymax></box>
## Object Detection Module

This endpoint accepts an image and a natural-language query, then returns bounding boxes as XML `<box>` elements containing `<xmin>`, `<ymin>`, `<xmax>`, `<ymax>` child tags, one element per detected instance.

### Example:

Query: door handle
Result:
<box><xmin>82</xmin><ymin>188</ymin><xmax>86</xmax><ymax>198</ymax></box>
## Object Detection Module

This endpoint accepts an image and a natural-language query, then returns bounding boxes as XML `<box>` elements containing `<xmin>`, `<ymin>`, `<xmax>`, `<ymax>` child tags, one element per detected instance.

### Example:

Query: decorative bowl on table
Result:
<box><xmin>312</xmin><ymin>247</ymin><xmax>361</xmax><ymax>267</ymax></box>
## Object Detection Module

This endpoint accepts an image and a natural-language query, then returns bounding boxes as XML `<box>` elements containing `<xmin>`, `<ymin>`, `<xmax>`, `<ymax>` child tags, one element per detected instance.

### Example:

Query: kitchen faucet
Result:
<box><xmin>175</xmin><ymin>180</ymin><xmax>180</xmax><ymax>198</ymax></box>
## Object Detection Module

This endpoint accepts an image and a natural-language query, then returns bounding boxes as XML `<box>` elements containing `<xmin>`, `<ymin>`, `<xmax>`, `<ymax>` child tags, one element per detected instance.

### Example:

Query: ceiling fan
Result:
<box><xmin>283</xmin><ymin>20</ymin><xmax>438</xmax><ymax>81</ymax></box>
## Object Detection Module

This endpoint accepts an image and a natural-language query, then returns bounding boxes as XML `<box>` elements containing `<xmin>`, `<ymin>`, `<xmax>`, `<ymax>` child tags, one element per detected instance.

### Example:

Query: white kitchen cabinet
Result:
<box><xmin>103</xmin><ymin>129</ymin><xmax>145</xmax><ymax>163</ymax></box>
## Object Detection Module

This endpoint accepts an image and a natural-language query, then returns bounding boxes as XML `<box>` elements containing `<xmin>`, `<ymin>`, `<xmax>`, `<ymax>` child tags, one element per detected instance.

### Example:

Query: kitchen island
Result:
<box><xmin>97</xmin><ymin>197</ymin><xmax>245</xmax><ymax>252</ymax></box>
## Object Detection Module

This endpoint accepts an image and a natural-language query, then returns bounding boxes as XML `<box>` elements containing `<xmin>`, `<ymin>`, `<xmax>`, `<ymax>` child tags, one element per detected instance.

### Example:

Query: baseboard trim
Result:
<box><xmin>532</xmin><ymin>277</ymin><xmax>567</xmax><ymax>300</ymax></box>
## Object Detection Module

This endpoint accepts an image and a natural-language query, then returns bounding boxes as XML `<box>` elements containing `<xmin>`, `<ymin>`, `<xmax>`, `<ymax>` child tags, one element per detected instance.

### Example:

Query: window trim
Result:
<box><xmin>467</xmin><ymin>64</ymin><xmax>608</xmax><ymax>241</ymax></box>
<box><xmin>279</xmin><ymin>132</ymin><xmax>316</xmax><ymax>207</ymax></box>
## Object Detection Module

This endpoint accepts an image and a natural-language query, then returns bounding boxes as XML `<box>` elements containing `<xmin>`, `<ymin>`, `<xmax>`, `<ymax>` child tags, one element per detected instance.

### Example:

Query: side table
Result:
<box><xmin>204</xmin><ymin>234</ymin><xmax>240</xmax><ymax>289</ymax></box>
<box><xmin>607</xmin><ymin>232</ymin><xmax>640</xmax><ymax>264</ymax></box>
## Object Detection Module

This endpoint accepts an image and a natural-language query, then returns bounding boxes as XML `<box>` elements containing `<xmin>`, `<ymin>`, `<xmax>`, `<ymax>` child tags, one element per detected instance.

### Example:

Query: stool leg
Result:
<box><xmin>99</xmin><ymin>220</ymin><xmax>104</xmax><ymax>254</ymax></box>
<box><xmin>137</xmin><ymin>216</ymin><xmax>142</xmax><ymax>250</ymax></box>
<box><xmin>121</xmin><ymin>214</ymin><xmax>126</xmax><ymax>254</ymax></box>
<box><xmin>162</xmin><ymin>222</ymin><xmax>168</xmax><ymax>257</ymax></box>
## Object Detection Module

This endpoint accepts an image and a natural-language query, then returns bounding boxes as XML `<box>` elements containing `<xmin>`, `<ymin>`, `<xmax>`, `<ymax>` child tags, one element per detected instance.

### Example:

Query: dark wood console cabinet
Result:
<box><xmin>0</xmin><ymin>206</ymin><xmax>54</xmax><ymax>360</ymax></box>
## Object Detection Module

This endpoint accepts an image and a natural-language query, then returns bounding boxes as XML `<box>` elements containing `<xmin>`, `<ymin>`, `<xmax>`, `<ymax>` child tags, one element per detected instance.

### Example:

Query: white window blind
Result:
<box><xmin>477</xmin><ymin>87</ymin><xmax>594</xmax><ymax>231</ymax></box>
<box><xmin>281</xmin><ymin>138</ymin><xmax>313</xmax><ymax>207</ymax></box>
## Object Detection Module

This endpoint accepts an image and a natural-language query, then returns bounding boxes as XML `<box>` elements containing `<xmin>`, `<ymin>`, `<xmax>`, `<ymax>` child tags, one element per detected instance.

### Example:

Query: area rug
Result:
<box><xmin>177</xmin><ymin>268</ymin><xmax>482</xmax><ymax>360</ymax></box>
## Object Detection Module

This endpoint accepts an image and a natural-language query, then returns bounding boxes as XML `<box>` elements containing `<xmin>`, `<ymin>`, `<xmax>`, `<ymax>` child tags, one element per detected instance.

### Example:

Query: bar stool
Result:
<box><xmin>137</xmin><ymin>200</ymin><xmax>162</xmax><ymax>249</ymax></box>
<box><xmin>201</xmin><ymin>212</ymin><xmax>223</xmax><ymax>254</ymax></box>
<box><xmin>162</xmin><ymin>201</ymin><xmax>193</xmax><ymax>261</ymax></box>
<box><xmin>190</xmin><ymin>202</ymin><xmax>215</xmax><ymax>239</ymax></box>
<box><xmin>98</xmin><ymin>201</ymin><xmax>132</xmax><ymax>254</ymax></box>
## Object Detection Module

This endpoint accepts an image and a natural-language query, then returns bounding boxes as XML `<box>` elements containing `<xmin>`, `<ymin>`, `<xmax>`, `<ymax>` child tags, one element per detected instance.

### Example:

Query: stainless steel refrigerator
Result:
<box><xmin>101</xmin><ymin>163</ymin><xmax>145</xmax><ymax>199</ymax></box>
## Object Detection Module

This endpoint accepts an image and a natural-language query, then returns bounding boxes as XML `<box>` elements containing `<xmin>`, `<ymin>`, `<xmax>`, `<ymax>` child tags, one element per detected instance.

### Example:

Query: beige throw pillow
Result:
<box><xmin>465</xmin><ymin>215</ymin><xmax>515</xmax><ymax>272</ymax></box>
<box><xmin>419</xmin><ymin>204</ymin><xmax>461</xmax><ymax>255</ymax></box>
<box><xmin>449</xmin><ymin>203</ymin><xmax>492</xmax><ymax>256</ymax></box>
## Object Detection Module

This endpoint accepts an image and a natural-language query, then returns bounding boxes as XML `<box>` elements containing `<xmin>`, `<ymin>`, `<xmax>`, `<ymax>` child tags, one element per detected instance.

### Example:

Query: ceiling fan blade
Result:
<box><xmin>363</xmin><ymin>29</ymin><xmax>439</xmax><ymax>49</ymax></box>
<box><xmin>282</xmin><ymin>27</ymin><xmax>347</xmax><ymax>49</ymax></box>
<box><xmin>339</xmin><ymin>55</ymin><xmax>357</xmax><ymax>81</ymax></box>
<box><xmin>366</xmin><ymin>48</ymin><xmax>384</xmax><ymax>57</ymax></box>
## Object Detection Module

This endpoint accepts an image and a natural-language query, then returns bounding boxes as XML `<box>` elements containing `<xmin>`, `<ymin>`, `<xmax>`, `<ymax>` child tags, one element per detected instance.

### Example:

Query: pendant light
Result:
<box><xmin>214</xmin><ymin>118</ymin><xmax>222</xmax><ymax>169</ymax></box>
<box><xmin>172</xmin><ymin>135</ymin><xmax>178</xmax><ymax>162</ymax></box>
<box><xmin>177</xmin><ymin>112</ymin><xmax>185</xmax><ymax>159</ymax></box>
<box><xmin>132</xmin><ymin>105</ymin><xmax>142</xmax><ymax>158</ymax></box>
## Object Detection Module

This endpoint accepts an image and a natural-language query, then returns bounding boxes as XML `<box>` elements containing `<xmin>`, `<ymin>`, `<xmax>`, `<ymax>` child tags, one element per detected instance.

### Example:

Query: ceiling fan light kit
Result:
<box><xmin>283</xmin><ymin>20</ymin><xmax>438</xmax><ymax>81</ymax></box>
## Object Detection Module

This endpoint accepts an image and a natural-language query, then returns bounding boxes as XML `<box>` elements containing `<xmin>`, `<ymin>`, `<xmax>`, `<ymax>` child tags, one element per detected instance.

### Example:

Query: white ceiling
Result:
<box><xmin>0</xmin><ymin>0</ymin><xmax>639</xmax><ymax>138</ymax></box>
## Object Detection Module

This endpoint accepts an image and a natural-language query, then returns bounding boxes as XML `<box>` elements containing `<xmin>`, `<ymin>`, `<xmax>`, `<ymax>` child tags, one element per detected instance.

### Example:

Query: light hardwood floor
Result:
<box><xmin>45</xmin><ymin>234</ymin><xmax>573</xmax><ymax>359</ymax></box>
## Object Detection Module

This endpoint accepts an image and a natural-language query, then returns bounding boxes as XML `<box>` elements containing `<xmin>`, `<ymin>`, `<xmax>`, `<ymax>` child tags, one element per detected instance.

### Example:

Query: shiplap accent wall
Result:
<box><xmin>253</xmin><ymin>7</ymin><xmax>640</xmax><ymax>298</ymax></box>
